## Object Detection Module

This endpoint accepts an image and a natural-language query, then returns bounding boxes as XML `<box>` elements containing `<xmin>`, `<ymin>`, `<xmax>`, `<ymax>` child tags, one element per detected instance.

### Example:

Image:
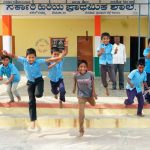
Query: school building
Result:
<box><xmin>0</xmin><ymin>0</ymin><xmax>149</xmax><ymax>75</ymax></box>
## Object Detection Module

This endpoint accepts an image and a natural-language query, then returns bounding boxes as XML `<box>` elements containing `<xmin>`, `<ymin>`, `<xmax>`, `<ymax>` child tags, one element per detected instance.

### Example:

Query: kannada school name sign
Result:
<box><xmin>1</xmin><ymin>0</ymin><xmax>139</xmax><ymax>16</ymax></box>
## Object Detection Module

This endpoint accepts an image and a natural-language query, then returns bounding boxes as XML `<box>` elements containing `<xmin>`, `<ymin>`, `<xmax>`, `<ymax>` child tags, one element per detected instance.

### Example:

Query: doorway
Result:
<box><xmin>77</xmin><ymin>36</ymin><xmax>93</xmax><ymax>71</ymax></box>
<box><xmin>130</xmin><ymin>36</ymin><xmax>145</xmax><ymax>71</ymax></box>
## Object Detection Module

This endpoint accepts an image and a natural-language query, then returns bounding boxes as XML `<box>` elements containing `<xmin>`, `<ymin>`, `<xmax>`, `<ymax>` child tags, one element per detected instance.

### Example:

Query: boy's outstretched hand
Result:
<box><xmin>64</xmin><ymin>38</ymin><xmax>68</xmax><ymax>47</ymax></box>
<box><xmin>2</xmin><ymin>50</ymin><xmax>8</xmax><ymax>55</ymax></box>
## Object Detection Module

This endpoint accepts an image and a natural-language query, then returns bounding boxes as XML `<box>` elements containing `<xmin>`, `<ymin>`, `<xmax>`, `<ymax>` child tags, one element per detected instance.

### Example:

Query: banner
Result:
<box><xmin>0</xmin><ymin>0</ymin><xmax>148</xmax><ymax>16</ymax></box>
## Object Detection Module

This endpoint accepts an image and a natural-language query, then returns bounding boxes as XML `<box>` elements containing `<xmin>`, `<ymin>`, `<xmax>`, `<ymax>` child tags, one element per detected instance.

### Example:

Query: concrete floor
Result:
<box><xmin>0</xmin><ymin>128</ymin><xmax>150</xmax><ymax>150</ymax></box>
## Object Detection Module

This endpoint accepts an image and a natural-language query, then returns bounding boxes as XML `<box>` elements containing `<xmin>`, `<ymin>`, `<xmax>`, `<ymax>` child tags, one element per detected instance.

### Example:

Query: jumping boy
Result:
<box><xmin>0</xmin><ymin>55</ymin><xmax>21</xmax><ymax>103</ymax></box>
<box><xmin>97</xmin><ymin>32</ymin><xmax>116</xmax><ymax>96</ymax></box>
<box><xmin>73</xmin><ymin>60</ymin><xmax>97</xmax><ymax>137</ymax></box>
<box><xmin>2</xmin><ymin>48</ymin><xmax>64</xmax><ymax>131</ymax></box>
<box><xmin>124</xmin><ymin>59</ymin><xmax>149</xmax><ymax>117</ymax></box>
<box><xmin>47</xmin><ymin>40</ymin><xmax>68</xmax><ymax>108</ymax></box>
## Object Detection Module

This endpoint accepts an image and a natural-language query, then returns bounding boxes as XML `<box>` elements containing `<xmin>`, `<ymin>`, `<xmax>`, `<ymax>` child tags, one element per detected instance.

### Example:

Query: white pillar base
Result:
<box><xmin>2</xmin><ymin>36</ymin><xmax>12</xmax><ymax>53</ymax></box>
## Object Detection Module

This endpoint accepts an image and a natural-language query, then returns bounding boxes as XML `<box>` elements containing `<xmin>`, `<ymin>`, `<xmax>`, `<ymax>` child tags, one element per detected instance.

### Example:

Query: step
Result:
<box><xmin>0</xmin><ymin>114</ymin><xmax>150</xmax><ymax>129</ymax></box>
<box><xmin>0</xmin><ymin>102</ymin><xmax>150</xmax><ymax>129</ymax></box>
<box><xmin>0</xmin><ymin>102</ymin><xmax>150</xmax><ymax>116</ymax></box>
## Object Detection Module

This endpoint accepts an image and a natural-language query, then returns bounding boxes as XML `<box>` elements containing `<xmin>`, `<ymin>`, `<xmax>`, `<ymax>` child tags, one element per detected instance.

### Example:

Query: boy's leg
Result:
<box><xmin>100</xmin><ymin>65</ymin><xmax>109</xmax><ymax>95</ymax></box>
<box><xmin>50</xmin><ymin>80</ymin><xmax>59</xmax><ymax>96</ymax></box>
<box><xmin>113</xmin><ymin>64</ymin><xmax>118</xmax><ymax>89</ymax></box>
<box><xmin>136</xmin><ymin>92</ymin><xmax>144</xmax><ymax>115</ymax></box>
<box><xmin>78</xmin><ymin>98</ymin><xmax>86</xmax><ymax>136</ymax></box>
<box><xmin>6</xmin><ymin>83</ymin><xmax>14</xmax><ymax>102</ymax></box>
<box><xmin>35</xmin><ymin>77</ymin><xmax>44</xmax><ymax>98</ymax></box>
<box><xmin>12</xmin><ymin>82</ymin><xmax>21</xmax><ymax>101</ymax></box>
<box><xmin>59</xmin><ymin>79</ymin><xmax>66</xmax><ymax>102</ymax></box>
<box><xmin>107</xmin><ymin>64</ymin><xmax>116</xmax><ymax>89</ymax></box>
<box><xmin>118</xmin><ymin>64</ymin><xmax>124</xmax><ymax>89</ymax></box>
<box><xmin>124</xmin><ymin>89</ymin><xmax>136</xmax><ymax>105</ymax></box>
<box><xmin>27</xmin><ymin>81</ymin><xmax>37</xmax><ymax>121</ymax></box>
<box><xmin>87</xmin><ymin>97</ymin><xmax>96</xmax><ymax>106</ymax></box>
<box><xmin>100</xmin><ymin>65</ymin><xmax>108</xmax><ymax>87</ymax></box>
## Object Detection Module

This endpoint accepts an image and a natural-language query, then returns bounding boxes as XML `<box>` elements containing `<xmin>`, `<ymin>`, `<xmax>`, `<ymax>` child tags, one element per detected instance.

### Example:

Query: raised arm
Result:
<box><xmin>62</xmin><ymin>38</ymin><xmax>68</xmax><ymax>56</ymax></box>
<box><xmin>2</xmin><ymin>50</ymin><xmax>18</xmax><ymax>59</ymax></box>
<box><xmin>45</xmin><ymin>52</ymin><xmax>65</xmax><ymax>63</ymax></box>
<box><xmin>48</xmin><ymin>60</ymin><xmax>60</xmax><ymax>69</ymax></box>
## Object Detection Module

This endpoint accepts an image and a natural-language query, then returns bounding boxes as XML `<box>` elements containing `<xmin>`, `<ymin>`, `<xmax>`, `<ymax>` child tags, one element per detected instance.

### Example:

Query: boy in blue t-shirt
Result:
<box><xmin>0</xmin><ymin>55</ymin><xmax>21</xmax><ymax>103</ymax></box>
<box><xmin>97</xmin><ymin>32</ymin><xmax>116</xmax><ymax>96</ymax></box>
<box><xmin>124</xmin><ymin>59</ymin><xmax>149</xmax><ymax>117</ymax></box>
<box><xmin>48</xmin><ymin>40</ymin><xmax>68</xmax><ymax>108</ymax></box>
<box><xmin>2</xmin><ymin>48</ymin><xmax>64</xmax><ymax>131</ymax></box>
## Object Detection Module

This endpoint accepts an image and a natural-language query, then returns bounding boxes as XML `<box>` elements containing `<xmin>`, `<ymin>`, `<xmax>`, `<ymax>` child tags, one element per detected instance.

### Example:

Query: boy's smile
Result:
<box><xmin>101</xmin><ymin>36</ymin><xmax>110</xmax><ymax>45</ymax></box>
<box><xmin>26</xmin><ymin>54</ymin><xmax>36</xmax><ymax>64</ymax></box>
<box><xmin>78</xmin><ymin>63</ymin><xmax>88</xmax><ymax>75</ymax></box>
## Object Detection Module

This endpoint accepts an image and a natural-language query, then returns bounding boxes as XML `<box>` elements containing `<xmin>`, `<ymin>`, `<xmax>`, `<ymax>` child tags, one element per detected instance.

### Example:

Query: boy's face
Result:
<box><xmin>2</xmin><ymin>58</ymin><xmax>10</xmax><ymax>66</ymax></box>
<box><xmin>148</xmin><ymin>42</ymin><xmax>150</xmax><ymax>47</ymax></box>
<box><xmin>26</xmin><ymin>54</ymin><xmax>36</xmax><ymax>64</ymax></box>
<box><xmin>114</xmin><ymin>37</ymin><xmax>120</xmax><ymax>45</ymax></box>
<box><xmin>101</xmin><ymin>36</ymin><xmax>110</xmax><ymax>45</ymax></box>
<box><xmin>52</xmin><ymin>51</ymin><xmax>60</xmax><ymax>57</ymax></box>
<box><xmin>138</xmin><ymin>65</ymin><xmax>144</xmax><ymax>73</ymax></box>
<box><xmin>78</xmin><ymin>63</ymin><xmax>88</xmax><ymax>74</ymax></box>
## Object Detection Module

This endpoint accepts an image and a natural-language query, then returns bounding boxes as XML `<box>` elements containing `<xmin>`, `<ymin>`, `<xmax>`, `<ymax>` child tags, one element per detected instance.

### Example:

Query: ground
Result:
<box><xmin>1</xmin><ymin>128</ymin><xmax>150</xmax><ymax>150</ymax></box>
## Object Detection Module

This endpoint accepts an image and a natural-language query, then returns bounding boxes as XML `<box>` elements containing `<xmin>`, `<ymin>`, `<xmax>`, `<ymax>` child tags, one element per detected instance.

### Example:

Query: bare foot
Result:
<box><xmin>30</xmin><ymin>121</ymin><xmax>36</xmax><ymax>129</ymax></box>
<box><xmin>8</xmin><ymin>100</ymin><xmax>15</xmax><ymax>103</ymax></box>
<box><xmin>54</xmin><ymin>95</ymin><xmax>58</xmax><ymax>99</ymax></box>
<box><xmin>78</xmin><ymin>132</ymin><xmax>84</xmax><ymax>137</ymax></box>
<box><xmin>59</xmin><ymin>100</ymin><xmax>63</xmax><ymax>108</ymax></box>
<box><xmin>17</xmin><ymin>97</ymin><xmax>21</xmax><ymax>102</ymax></box>
<box><xmin>105</xmin><ymin>87</ymin><xmax>109</xmax><ymax>96</ymax></box>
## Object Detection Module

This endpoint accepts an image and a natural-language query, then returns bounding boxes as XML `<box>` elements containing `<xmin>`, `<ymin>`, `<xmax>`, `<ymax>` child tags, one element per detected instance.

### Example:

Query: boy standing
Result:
<box><xmin>0</xmin><ymin>55</ymin><xmax>21</xmax><ymax>103</ymax></box>
<box><xmin>124</xmin><ymin>60</ymin><xmax>149</xmax><ymax>117</ymax></box>
<box><xmin>97</xmin><ymin>32</ymin><xmax>116</xmax><ymax>95</ymax></box>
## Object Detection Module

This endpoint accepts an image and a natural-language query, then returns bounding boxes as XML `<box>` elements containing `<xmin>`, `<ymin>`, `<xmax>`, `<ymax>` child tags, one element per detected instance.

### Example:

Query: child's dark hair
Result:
<box><xmin>1</xmin><ymin>55</ymin><xmax>10</xmax><ymax>60</ymax></box>
<box><xmin>137</xmin><ymin>58</ymin><xmax>145</xmax><ymax>66</ymax></box>
<box><xmin>101</xmin><ymin>32</ymin><xmax>110</xmax><ymax>40</ymax></box>
<box><xmin>26</xmin><ymin>48</ymin><xmax>36</xmax><ymax>57</ymax></box>
<box><xmin>148</xmin><ymin>38</ymin><xmax>150</xmax><ymax>45</ymax></box>
<box><xmin>78</xmin><ymin>60</ymin><xmax>88</xmax><ymax>68</ymax></box>
<box><xmin>51</xmin><ymin>47</ymin><xmax>60</xmax><ymax>54</ymax></box>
